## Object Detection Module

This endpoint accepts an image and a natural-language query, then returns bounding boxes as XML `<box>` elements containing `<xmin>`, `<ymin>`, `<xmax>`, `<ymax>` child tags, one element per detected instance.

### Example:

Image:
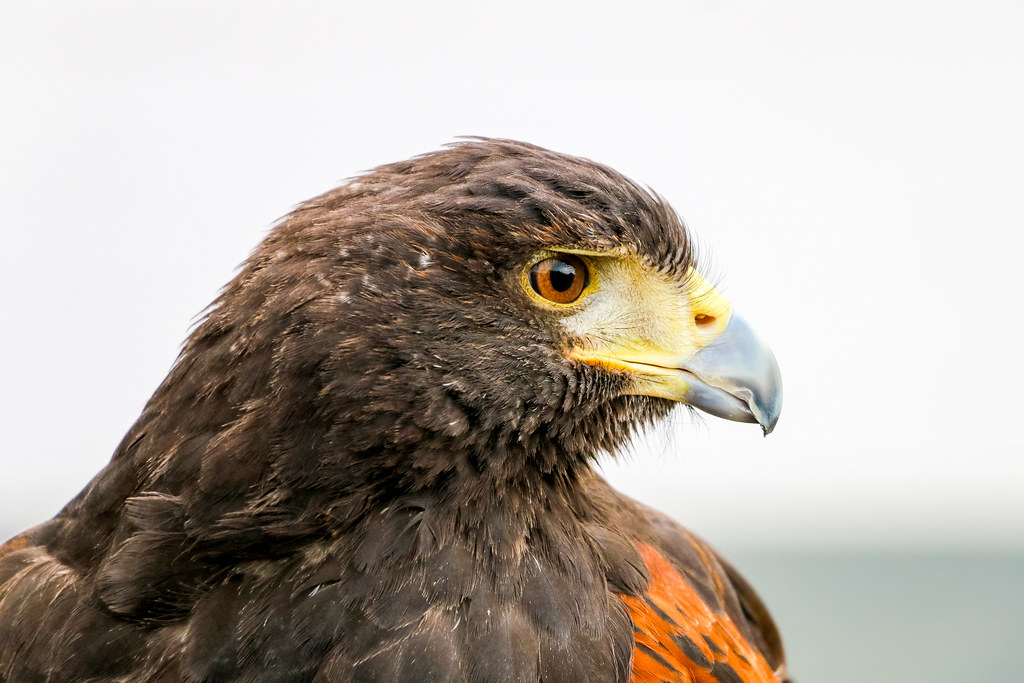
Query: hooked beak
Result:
<box><xmin>658</xmin><ymin>312</ymin><xmax>782</xmax><ymax>434</ymax></box>
<box><xmin>570</xmin><ymin>310</ymin><xmax>783</xmax><ymax>435</ymax></box>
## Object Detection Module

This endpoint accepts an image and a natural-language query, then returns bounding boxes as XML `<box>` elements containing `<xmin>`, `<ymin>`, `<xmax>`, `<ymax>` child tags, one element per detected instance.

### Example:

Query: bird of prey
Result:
<box><xmin>0</xmin><ymin>140</ymin><xmax>786</xmax><ymax>682</ymax></box>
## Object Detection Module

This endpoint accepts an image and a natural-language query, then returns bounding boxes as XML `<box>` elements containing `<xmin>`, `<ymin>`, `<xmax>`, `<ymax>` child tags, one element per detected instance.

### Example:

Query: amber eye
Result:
<box><xmin>528</xmin><ymin>254</ymin><xmax>589</xmax><ymax>304</ymax></box>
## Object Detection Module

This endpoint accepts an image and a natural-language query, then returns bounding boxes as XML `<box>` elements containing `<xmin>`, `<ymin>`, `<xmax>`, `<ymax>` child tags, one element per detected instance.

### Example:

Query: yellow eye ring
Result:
<box><xmin>528</xmin><ymin>254</ymin><xmax>589</xmax><ymax>304</ymax></box>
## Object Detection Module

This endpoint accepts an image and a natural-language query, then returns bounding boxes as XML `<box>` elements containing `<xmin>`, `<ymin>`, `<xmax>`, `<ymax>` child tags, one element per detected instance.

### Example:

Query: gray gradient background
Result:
<box><xmin>2</xmin><ymin>2</ymin><xmax>1022</xmax><ymax>680</ymax></box>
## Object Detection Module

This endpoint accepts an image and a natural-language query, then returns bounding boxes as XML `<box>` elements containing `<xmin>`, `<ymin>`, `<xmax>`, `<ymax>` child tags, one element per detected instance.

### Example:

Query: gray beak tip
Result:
<box><xmin>685</xmin><ymin>311</ymin><xmax>783</xmax><ymax>436</ymax></box>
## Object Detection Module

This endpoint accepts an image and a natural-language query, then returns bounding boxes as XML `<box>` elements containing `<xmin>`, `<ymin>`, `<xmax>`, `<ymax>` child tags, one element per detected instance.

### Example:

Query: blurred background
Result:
<box><xmin>2</xmin><ymin>1</ymin><xmax>1022</xmax><ymax>680</ymax></box>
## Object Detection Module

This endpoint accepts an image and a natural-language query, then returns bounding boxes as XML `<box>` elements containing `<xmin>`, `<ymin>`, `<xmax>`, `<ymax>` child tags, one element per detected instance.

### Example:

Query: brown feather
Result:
<box><xmin>0</xmin><ymin>139</ymin><xmax>785</xmax><ymax>681</ymax></box>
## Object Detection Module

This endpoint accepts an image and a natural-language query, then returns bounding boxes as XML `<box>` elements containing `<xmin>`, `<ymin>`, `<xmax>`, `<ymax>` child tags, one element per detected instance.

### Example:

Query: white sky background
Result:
<box><xmin>1</xmin><ymin>0</ymin><xmax>1022</xmax><ymax>548</ymax></box>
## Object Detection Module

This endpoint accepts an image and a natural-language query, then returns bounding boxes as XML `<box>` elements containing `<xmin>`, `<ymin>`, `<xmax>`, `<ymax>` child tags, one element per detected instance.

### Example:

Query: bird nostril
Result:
<box><xmin>694</xmin><ymin>313</ymin><xmax>716</xmax><ymax>327</ymax></box>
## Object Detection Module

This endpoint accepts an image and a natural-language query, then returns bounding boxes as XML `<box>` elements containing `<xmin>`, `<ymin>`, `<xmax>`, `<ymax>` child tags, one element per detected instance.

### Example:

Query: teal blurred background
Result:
<box><xmin>3</xmin><ymin>2</ymin><xmax>1022</xmax><ymax>679</ymax></box>
<box><xmin>731</xmin><ymin>549</ymin><xmax>1024</xmax><ymax>681</ymax></box>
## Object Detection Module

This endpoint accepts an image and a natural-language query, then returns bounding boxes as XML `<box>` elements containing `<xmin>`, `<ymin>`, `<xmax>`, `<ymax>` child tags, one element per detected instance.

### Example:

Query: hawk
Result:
<box><xmin>0</xmin><ymin>140</ymin><xmax>786</xmax><ymax>682</ymax></box>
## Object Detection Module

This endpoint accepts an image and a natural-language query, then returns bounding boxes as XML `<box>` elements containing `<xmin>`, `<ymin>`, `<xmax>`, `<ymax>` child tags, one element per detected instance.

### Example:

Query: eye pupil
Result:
<box><xmin>528</xmin><ymin>254</ymin><xmax>589</xmax><ymax>304</ymax></box>
<box><xmin>548</xmin><ymin>261</ymin><xmax>577</xmax><ymax>292</ymax></box>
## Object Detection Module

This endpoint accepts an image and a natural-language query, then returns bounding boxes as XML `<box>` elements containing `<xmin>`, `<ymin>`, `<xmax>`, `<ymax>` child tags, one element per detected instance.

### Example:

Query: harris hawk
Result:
<box><xmin>0</xmin><ymin>140</ymin><xmax>787</xmax><ymax>682</ymax></box>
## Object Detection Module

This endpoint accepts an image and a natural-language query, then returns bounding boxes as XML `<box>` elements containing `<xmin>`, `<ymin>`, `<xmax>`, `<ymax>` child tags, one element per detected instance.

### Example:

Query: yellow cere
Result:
<box><xmin>548</xmin><ymin>254</ymin><xmax>732</xmax><ymax>387</ymax></box>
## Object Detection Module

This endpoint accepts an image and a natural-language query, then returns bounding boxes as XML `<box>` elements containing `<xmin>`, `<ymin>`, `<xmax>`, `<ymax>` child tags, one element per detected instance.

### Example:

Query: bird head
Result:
<box><xmin>149</xmin><ymin>139</ymin><xmax>781</xmax><ymax>505</ymax></box>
